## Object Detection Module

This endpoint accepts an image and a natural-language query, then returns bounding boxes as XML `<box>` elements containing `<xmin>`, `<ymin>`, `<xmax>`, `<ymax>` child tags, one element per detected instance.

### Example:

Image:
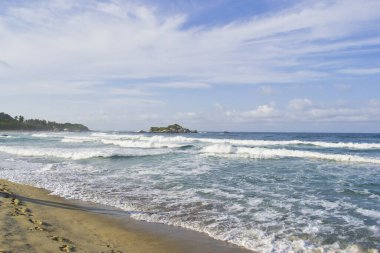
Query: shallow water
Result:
<box><xmin>1</xmin><ymin>131</ymin><xmax>379</xmax><ymax>252</ymax></box>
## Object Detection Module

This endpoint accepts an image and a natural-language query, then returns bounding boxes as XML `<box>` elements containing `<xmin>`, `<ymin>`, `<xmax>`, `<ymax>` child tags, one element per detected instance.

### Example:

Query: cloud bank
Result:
<box><xmin>1</xmin><ymin>0</ymin><xmax>380</xmax><ymax>89</ymax></box>
<box><xmin>0</xmin><ymin>0</ymin><xmax>379</xmax><ymax>131</ymax></box>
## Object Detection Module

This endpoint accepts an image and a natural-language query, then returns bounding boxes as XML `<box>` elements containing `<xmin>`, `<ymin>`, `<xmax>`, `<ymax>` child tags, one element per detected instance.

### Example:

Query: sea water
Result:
<box><xmin>0</xmin><ymin>131</ymin><xmax>379</xmax><ymax>252</ymax></box>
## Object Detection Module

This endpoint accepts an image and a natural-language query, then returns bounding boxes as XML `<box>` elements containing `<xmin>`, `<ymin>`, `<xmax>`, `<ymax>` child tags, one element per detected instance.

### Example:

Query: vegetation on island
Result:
<box><xmin>149</xmin><ymin>124</ymin><xmax>197</xmax><ymax>133</ymax></box>
<box><xmin>0</xmin><ymin>112</ymin><xmax>89</xmax><ymax>132</ymax></box>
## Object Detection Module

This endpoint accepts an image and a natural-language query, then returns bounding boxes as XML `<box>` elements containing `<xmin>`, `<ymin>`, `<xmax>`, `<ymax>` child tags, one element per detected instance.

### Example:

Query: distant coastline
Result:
<box><xmin>0</xmin><ymin>112</ymin><xmax>89</xmax><ymax>132</ymax></box>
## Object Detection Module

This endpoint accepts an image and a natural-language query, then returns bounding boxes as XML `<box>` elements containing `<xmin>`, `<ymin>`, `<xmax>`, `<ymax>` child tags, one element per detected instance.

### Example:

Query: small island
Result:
<box><xmin>149</xmin><ymin>124</ymin><xmax>197</xmax><ymax>133</ymax></box>
<box><xmin>0</xmin><ymin>112</ymin><xmax>89</xmax><ymax>132</ymax></box>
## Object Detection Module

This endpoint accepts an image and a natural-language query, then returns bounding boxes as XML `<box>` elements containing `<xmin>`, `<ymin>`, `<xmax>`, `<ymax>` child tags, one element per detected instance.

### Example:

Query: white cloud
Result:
<box><xmin>306</xmin><ymin>108</ymin><xmax>364</xmax><ymax>121</ymax></box>
<box><xmin>338</xmin><ymin>68</ymin><xmax>380</xmax><ymax>75</ymax></box>
<box><xmin>0</xmin><ymin>0</ymin><xmax>380</xmax><ymax>93</ymax></box>
<box><xmin>1</xmin><ymin>0</ymin><xmax>380</xmax><ymax>130</ymax></box>
<box><xmin>289</xmin><ymin>100</ymin><xmax>380</xmax><ymax>123</ymax></box>
<box><xmin>243</xmin><ymin>105</ymin><xmax>275</xmax><ymax>117</ymax></box>
<box><xmin>175</xmin><ymin>112</ymin><xmax>200</xmax><ymax>119</ymax></box>
<box><xmin>288</xmin><ymin>98</ymin><xmax>313</xmax><ymax>110</ymax></box>
<box><xmin>222</xmin><ymin>104</ymin><xmax>277</xmax><ymax>122</ymax></box>
<box><xmin>103</xmin><ymin>97</ymin><xmax>165</xmax><ymax>107</ymax></box>
<box><xmin>369</xmin><ymin>99</ymin><xmax>380</xmax><ymax>107</ymax></box>
<box><xmin>148</xmin><ymin>82</ymin><xmax>211</xmax><ymax>89</ymax></box>
<box><xmin>259</xmin><ymin>86</ymin><xmax>274</xmax><ymax>94</ymax></box>
<box><xmin>107</xmin><ymin>87</ymin><xmax>153</xmax><ymax>96</ymax></box>
<box><xmin>214</xmin><ymin>98</ymin><xmax>380</xmax><ymax>125</ymax></box>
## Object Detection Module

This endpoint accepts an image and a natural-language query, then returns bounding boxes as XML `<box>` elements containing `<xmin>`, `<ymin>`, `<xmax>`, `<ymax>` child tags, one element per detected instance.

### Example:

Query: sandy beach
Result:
<box><xmin>0</xmin><ymin>179</ymin><xmax>251</xmax><ymax>253</ymax></box>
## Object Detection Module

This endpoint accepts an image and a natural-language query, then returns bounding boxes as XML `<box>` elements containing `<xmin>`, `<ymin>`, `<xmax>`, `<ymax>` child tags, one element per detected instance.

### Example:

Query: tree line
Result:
<box><xmin>0</xmin><ymin>112</ymin><xmax>89</xmax><ymax>131</ymax></box>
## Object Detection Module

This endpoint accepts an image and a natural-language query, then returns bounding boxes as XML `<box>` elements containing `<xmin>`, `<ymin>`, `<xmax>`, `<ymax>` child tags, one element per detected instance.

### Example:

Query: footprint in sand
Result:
<box><xmin>29</xmin><ymin>218</ymin><xmax>45</xmax><ymax>226</ymax></box>
<box><xmin>10</xmin><ymin>198</ymin><xmax>27</xmax><ymax>217</ymax></box>
<box><xmin>28</xmin><ymin>218</ymin><xmax>47</xmax><ymax>231</ymax></box>
<box><xmin>51</xmin><ymin>236</ymin><xmax>76</xmax><ymax>252</ymax></box>
<box><xmin>104</xmin><ymin>244</ymin><xmax>123</xmax><ymax>253</ymax></box>
<box><xmin>11</xmin><ymin>206</ymin><xmax>31</xmax><ymax>217</ymax></box>
<box><xmin>50</xmin><ymin>235</ymin><xmax>71</xmax><ymax>243</ymax></box>
<box><xmin>28</xmin><ymin>219</ymin><xmax>48</xmax><ymax>232</ymax></box>
<box><xmin>14</xmin><ymin>207</ymin><xmax>31</xmax><ymax>216</ymax></box>
<box><xmin>28</xmin><ymin>226</ymin><xmax>45</xmax><ymax>231</ymax></box>
<box><xmin>59</xmin><ymin>244</ymin><xmax>75</xmax><ymax>252</ymax></box>
<box><xmin>11</xmin><ymin>198</ymin><xmax>21</xmax><ymax>206</ymax></box>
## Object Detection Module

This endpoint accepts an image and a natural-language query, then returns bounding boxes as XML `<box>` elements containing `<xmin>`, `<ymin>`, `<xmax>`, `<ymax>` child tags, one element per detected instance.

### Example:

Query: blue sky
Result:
<box><xmin>1</xmin><ymin>0</ymin><xmax>380</xmax><ymax>132</ymax></box>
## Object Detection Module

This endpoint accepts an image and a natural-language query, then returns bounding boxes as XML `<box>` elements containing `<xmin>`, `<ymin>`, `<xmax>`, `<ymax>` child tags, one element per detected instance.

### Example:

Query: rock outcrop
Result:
<box><xmin>149</xmin><ymin>124</ymin><xmax>197</xmax><ymax>133</ymax></box>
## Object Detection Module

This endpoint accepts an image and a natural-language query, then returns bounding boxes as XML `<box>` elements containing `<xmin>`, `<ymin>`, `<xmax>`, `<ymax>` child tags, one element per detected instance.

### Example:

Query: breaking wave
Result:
<box><xmin>201</xmin><ymin>144</ymin><xmax>380</xmax><ymax>164</ymax></box>
<box><xmin>0</xmin><ymin>146</ymin><xmax>171</xmax><ymax>160</ymax></box>
<box><xmin>53</xmin><ymin>132</ymin><xmax>380</xmax><ymax>150</ymax></box>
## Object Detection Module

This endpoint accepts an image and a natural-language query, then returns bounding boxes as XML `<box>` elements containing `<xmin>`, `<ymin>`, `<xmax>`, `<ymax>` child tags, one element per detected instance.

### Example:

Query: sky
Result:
<box><xmin>1</xmin><ymin>0</ymin><xmax>380</xmax><ymax>132</ymax></box>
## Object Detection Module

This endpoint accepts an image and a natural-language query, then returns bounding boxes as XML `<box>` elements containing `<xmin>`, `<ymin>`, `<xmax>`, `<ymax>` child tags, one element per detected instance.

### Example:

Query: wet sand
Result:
<box><xmin>0</xmin><ymin>179</ymin><xmax>252</xmax><ymax>253</ymax></box>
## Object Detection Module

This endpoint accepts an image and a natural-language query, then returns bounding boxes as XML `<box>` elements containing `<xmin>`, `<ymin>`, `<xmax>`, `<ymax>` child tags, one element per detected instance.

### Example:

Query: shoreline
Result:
<box><xmin>0</xmin><ymin>179</ymin><xmax>252</xmax><ymax>253</ymax></box>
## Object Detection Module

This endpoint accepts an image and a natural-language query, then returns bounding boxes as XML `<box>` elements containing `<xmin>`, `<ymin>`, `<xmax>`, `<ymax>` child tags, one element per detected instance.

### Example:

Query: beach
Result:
<box><xmin>2</xmin><ymin>0</ymin><xmax>380</xmax><ymax>251</ymax></box>
<box><xmin>0</xmin><ymin>179</ymin><xmax>251</xmax><ymax>253</ymax></box>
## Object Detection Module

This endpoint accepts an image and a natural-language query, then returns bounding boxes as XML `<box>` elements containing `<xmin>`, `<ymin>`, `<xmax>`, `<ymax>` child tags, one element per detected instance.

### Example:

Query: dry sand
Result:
<box><xmin>0</xmin><ymin>179</ymin><xmax>251</xmax><ymax>253</ymax></box>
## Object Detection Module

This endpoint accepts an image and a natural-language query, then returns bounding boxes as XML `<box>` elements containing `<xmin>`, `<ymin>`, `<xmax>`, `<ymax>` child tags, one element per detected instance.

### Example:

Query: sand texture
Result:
<box><xmin>0</xmin><ymin>179</ymin><xmax>251</xmax><ymax>253</ymax></box>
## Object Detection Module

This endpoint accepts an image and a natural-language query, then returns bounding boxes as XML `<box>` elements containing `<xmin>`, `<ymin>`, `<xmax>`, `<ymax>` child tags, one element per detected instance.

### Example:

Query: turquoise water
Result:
<box><xmin>0</xmin><ymin>132</ymin><xmax>379</xmax><ymax>252</ymax></box>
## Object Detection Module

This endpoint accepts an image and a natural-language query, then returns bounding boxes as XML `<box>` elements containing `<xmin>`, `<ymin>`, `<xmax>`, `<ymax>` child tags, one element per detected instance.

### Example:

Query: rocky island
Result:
<box><xmin>0</xmin><ymin>112</ymin><xmax>89</xmax><ymax>132</ymax></box>
<box><xmin>149</xmin><ymin>124</ymin><xmax>197</xmax><ymax>133</ymax></box>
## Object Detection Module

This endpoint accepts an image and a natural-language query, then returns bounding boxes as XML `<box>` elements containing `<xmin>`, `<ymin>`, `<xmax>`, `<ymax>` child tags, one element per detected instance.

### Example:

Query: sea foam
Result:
<box><xmin>201</xmin><ymin>144</ymin><xmax>380</xmax><ymax>164</ymax></box>
<box><xmin>2</xmin><ymin>131</ymin><xmax>379</xmax><ymax>253</ymax></box>
<box><xmin>88</xmin><ymin>133</ymin><xmax>380</xmax><ymax>150</ymax></box>
<box><xmin>55</xmin><ymin>132</ymin><xmax>380</xmax><ymax>151</ymax></box>
<box><xmin>0</xmin><ymin>146</ymin><xmax>170</xmax><ymax>160</ymax></box>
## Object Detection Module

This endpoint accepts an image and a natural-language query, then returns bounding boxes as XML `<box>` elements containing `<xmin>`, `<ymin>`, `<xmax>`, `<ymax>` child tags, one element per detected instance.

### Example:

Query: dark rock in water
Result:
<box><xmin>149</xmin><ymin>124</ymin><xmax>197</xmax><ymax>133</ymax></box>
<box><xmin>138</xmin><ymin>130</ymin><xmax>146</xmax><ymax>133</ymax></box>
<box><xmin>1</xmin><ymin>134</ymin><xmax>8</xmax><ymax>136</ymax></box>
<box><xmin>223</xmin><ymin>131</ymin><xmax>230</xmax><ymax>134</ymax></box>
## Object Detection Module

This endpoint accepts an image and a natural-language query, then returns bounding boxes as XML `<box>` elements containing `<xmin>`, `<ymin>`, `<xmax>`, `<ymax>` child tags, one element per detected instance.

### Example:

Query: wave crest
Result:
<box><xmin>0</xmin><ymin>146</ymin><xmax>170</xmax><ymax>160</ymax></box>
<box><xmin>201</xmin><ymin>144</ymin><xmax>380</xmax><ymax>164</ymax></box>
<box><xmin>56</xmin><ymin>132</ymin><xmax>380</xmax><ymax>150</ymax></box>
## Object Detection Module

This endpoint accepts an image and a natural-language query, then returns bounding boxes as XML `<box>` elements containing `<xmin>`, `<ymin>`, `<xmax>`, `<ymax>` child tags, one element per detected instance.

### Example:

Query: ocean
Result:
<box><xmin>0</xmin><ymin>131</ymin><xmax>379</xmax><ymax>252</ymax></box>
